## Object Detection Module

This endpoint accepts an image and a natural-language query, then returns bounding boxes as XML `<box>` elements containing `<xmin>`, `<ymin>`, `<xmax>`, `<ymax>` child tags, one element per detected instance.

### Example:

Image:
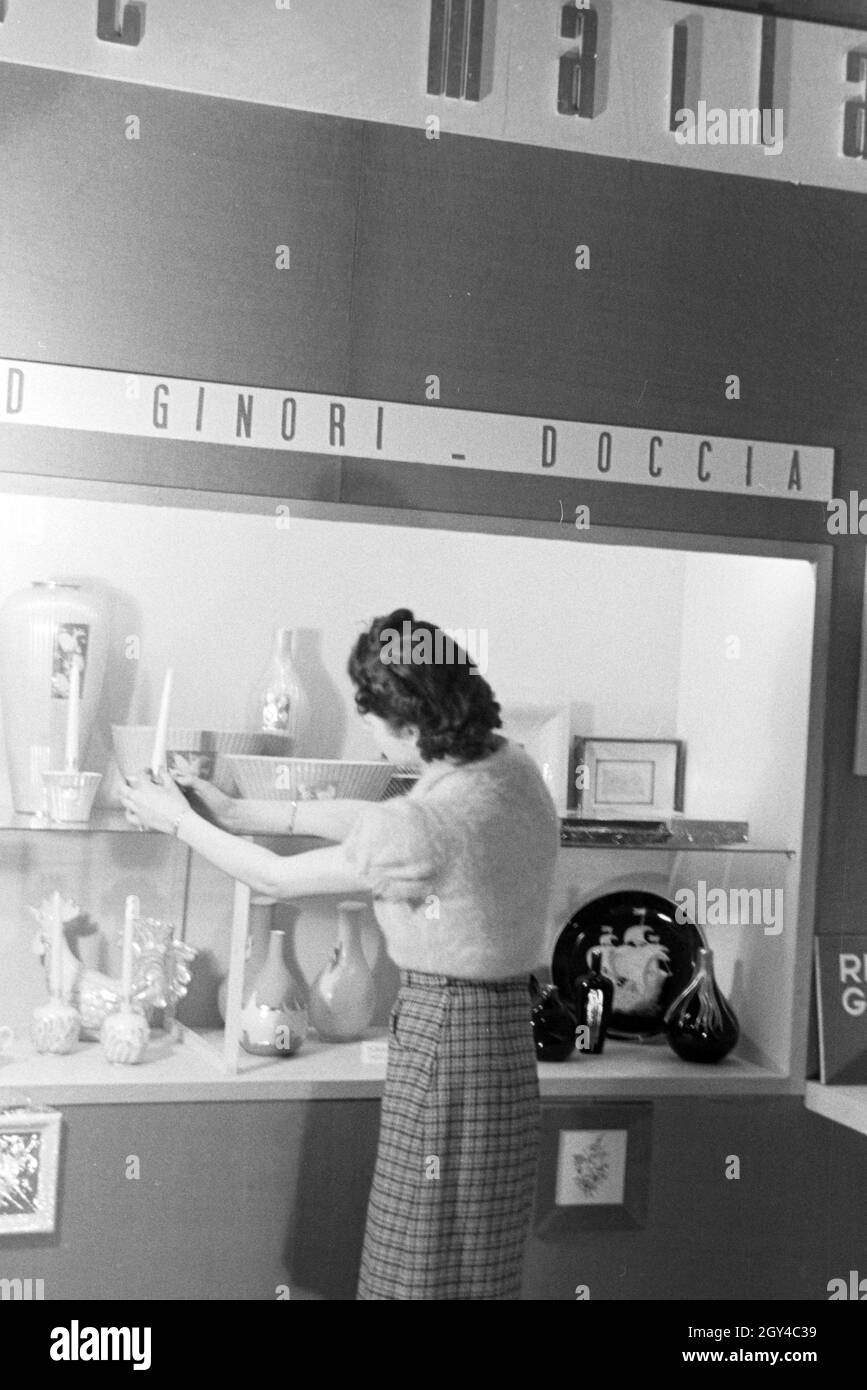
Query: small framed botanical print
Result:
<box><xmin>570</xmin><ymin>737</ymin><xmax>686</xmax><ymax>818</ymax></box>
<box><xmin>0</xmin><ymin>1108</ymin><xmax>63</xmax><ymax>1235</ymax></box>
<box><xmin>535</xmin><ymin>1103</ymin><xmax>652</xmax><ymax>1236</ymax></box>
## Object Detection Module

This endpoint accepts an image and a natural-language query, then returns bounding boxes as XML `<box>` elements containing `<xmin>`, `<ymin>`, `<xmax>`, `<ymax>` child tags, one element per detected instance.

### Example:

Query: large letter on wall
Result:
<box><xmin>96</xmin><ymin>0</ymin><xmax>144</xmax><ymax>46</ymax></box>
<box><xmin>758</xmin><ymin>11</ymin><xmax>776</xmax><ymax>149</ymax></box>
<box><xmin>427</xmin><ymin>0</ymin><xmax>486</xmax><ymax>101</ymax></box>
<box><xmin>669</xmin><ymin>21</ymin><xmax>689</xmax><ymax>132</ymax></box>
<box><xmin>844</xmin><ymin>50</ymin><xmax>867</xmax><ymax>159</ymax></box>
<box><xmin>557</xmin><ymin>4</ymin><xmax>598</xmax><ymax>118</ymax></box>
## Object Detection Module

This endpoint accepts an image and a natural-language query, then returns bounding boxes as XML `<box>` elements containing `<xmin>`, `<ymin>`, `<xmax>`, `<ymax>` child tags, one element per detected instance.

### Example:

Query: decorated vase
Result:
<box><xmin>663</xmin><ymin>946</ymin><xmax>739</xmax><ymax>1064</ymax></box>
<box><xmin>309</xmin><ymin>901</ymin><xmax>376</xmax><ymax>1043</ymax></box>
<box><xmin>240</xmin><ymin>927</ymin><xmax>308</xmax><ymax>1057</ymax></box>
<box><xmin>31</xmin><ymin>999</ymin><xmax>80</xmax><ymax>1054</ymax></box>
<box><xmin>250</xmin><ymin>627</ymin><xmax>310</xmax><ymax>753</ymax></box>
<box><xmin>0</xmin><ymin>580</ymin><xmax>109</xmax><ymax>812</ymax></box>
<box><xmin>572</xmin><ymin>948</ymin><xmax>615</xmax><ymax>1054</ymax></box>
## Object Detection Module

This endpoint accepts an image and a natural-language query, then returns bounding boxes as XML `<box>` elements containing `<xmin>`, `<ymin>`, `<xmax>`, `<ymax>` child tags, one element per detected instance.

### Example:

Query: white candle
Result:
<box><xmin>150</xmin><ymin>667</ymin><xmax>174</xmax><ymax>776</ymax></box>
<box><xmin>121</xmin><ymin>894</ymin><xmax>139</xmax><ymax>1006</ymax></box>
<box><xmin>64</xmin><ymin>655</ymin><xmax>81</xmax><ymax>773</ymax></box>
<box><xmin>49</xmin><ymin>890</ymin><xmax>63</xmax><ymax>999</ymax></box>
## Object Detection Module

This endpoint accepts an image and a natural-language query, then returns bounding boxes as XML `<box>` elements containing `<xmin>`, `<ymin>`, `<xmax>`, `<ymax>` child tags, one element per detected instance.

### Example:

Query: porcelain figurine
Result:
<box><xmin>101</xmin><ymin>1008</ymin><xmax>149</xmax><ymax>1065</ymax></box>
<box><xmin>31</xmin><ymin>890</ymin><xmax>81</xmax><ymax>1052</ymax></box>
<box><xmin>30</xmin><ymin>896</ymin><xmax>195</xmax><ymax>1040</ymax></box>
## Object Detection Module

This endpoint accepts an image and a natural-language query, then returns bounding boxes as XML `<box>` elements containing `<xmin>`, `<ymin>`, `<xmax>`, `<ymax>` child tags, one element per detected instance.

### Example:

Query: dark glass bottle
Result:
<box><xmin>529</xmin><ymin>975</ymin><xmax>576</xmax><ymax>1062</ymax></box>
<box><xmin>663</xmin><ymin>947</ymin><xmax>739</xmax><ymax>1064</ymax></box>
<box><xmin>572</xmin><ymin>949</ymin><xmax>614</xmax><ymax>1055</ymax></box>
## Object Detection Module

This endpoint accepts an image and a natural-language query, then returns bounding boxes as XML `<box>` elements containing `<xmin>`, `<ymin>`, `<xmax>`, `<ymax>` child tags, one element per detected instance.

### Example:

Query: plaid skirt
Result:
<box><xmin>356</xmin><ymin>969</ymin><xmax>540</xmax><ymax>1301</ymax></box>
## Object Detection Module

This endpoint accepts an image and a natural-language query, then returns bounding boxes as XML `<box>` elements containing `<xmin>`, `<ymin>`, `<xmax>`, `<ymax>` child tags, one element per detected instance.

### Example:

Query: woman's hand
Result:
<box><xmin>120</xmin><ymin>769</ymin><xmax>191</xmax><ymax>834</ymax></box>
<box><xmin>171</xmin><ymin>764</ymin><xmax>238</xmax><ymax>831</ymax></box>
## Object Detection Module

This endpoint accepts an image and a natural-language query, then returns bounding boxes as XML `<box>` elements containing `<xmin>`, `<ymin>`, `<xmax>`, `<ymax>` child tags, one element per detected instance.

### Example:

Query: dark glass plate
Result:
<box><xmin>552</xmin><ymin>890</ymin><xmax>703</xmax><ymax>1040</ymax></box>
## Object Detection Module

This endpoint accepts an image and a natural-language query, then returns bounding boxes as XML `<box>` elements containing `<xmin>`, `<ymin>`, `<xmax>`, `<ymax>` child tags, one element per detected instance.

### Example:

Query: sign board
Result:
<box><xmin>0</xmin><ymin>359</ymin><xmax>834</xmax><ymax>502</ymax></box>
<box><xmin>1</xmin><ymin>1</ymin><xmax>867</xmax><ymax>192</ymax></box>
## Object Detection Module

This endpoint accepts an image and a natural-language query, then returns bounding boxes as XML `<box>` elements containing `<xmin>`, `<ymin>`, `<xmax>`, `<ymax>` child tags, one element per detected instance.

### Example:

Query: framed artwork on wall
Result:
<box><xmin>570</xmin><ymin>737</ymin><xmax>686</xmax><ymax>818</ymax></box>
<box><xmin>534</xmin><ymin>1103</ymin><xmax>652</xmax><ymax>1236</ymax></box>
<box><xmin>0</xmin><ymin>1108</ymin><xmax>63</xmax><ymax>1236</ymax></box>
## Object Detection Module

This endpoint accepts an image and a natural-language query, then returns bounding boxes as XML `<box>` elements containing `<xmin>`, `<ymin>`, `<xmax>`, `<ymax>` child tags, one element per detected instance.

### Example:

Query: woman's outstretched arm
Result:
<box><xmin>178</xmin><ymin>810</ymin><xmax>367</xmax><ymax>898</ymax></box>
<box><xmin>174</xmin><ymin>773</ymin><xmax>372</xmax><ymax>842</ymax></box>
<box><xmin>121</xmin><ymin>772</ymin><xmax>369</xmax><ymax>897</ymax></box>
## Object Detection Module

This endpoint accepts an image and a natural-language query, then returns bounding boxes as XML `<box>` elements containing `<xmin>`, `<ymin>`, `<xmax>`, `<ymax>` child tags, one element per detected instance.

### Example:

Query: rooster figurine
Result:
<box><xmin>30</xmin><ymin>895</ymin><xmax>196</xmax><ymax>1041</ymax></box>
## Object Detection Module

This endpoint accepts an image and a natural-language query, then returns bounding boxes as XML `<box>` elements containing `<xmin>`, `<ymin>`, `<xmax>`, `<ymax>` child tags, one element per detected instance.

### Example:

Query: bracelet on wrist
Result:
<box><xmin>171</xmin><ymin>808</ymin><xmax>192</xmax><ymax>837</ymax></box>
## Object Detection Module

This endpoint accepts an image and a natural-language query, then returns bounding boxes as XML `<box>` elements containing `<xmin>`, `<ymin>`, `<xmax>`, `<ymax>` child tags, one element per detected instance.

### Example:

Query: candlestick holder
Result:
<box><xmin>41</xmin><ymin>771</ymin><xmax>102</xmax><ymax>824</ymax></box>
<box><xmin>31</xmin><ymin>997</ymin><xmax>81</xmax><ymax>1054</ymax></box>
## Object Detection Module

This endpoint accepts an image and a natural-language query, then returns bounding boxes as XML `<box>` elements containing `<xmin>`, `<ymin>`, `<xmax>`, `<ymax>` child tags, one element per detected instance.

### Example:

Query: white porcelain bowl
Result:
<box><xmin>111</xmin><ymin>728</ymin><xmax>293</xmax><ymax>794</ymax></box>
<box><xmin>224</xmin><ymin>756</ymin><xmax>396</xmax><ymax>802</ymax></box>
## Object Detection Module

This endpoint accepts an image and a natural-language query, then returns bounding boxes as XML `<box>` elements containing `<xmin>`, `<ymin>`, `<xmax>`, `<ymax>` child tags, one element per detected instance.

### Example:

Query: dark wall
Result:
<box><xmin>3</xmin><ymin>1096</ymin><xmax>864</xmax><ymax>1301</ymax></box>
<box><xmin>1</xmin><ymin>64</ymin><xmax>866</xmax><ymax>1300</ymax></box>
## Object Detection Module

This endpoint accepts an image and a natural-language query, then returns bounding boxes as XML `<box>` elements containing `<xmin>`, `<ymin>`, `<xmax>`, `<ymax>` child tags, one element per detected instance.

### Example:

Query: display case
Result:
<box><xmin>0</xmin><ymin>489</ymin><xmax>827</xmax><ymax>1109</ymax></box>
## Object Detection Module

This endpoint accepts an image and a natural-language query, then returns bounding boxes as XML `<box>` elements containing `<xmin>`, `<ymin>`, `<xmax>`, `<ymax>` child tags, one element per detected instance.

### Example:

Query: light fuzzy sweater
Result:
<box><xmin>343</xmin><ymin>739</ymin><xmax>560</xmax><ymax>979</ymax></box>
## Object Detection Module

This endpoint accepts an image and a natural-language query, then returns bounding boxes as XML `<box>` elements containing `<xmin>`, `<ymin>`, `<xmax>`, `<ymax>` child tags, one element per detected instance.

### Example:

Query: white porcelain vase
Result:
<box><xmin>0</xmin><ymin>580</ymin><xmax>109</xmax><ymax>812</ymax></box>
<box><xmin>239</xmin><ymin>925</ymin><xmax>308</xmax><ymax>1057</ymax></box>
<box><xmin>250</xmin><ymin>627</ymin><xmax>310</xmax><ymax>752</ymax></box>
<box><xmin>309</xmin><ymin>901</ymin><xmax>377</xmax><ymax>1043</ymax></box>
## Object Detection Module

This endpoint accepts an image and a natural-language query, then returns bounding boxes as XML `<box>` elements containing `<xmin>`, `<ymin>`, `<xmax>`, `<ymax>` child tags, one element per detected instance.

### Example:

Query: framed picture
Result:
<box><xmin>500</xmin><ymin>703</ymin><xmax>571</xmax><ymax>813</ymax></box>
<box><xmin>570</xmin><ymin>737</ymin><xmax>685</xmax><ymax>818</ymax></box>
<box><xmin>0</xmin><ymin>1108</ymin><xmax>63</xmax><ymax>1235</ymax></box>
<box><xmin>535</xmin><ymin>1103</ymin><xmax>652</xmax><ymax>1236</ymax></box>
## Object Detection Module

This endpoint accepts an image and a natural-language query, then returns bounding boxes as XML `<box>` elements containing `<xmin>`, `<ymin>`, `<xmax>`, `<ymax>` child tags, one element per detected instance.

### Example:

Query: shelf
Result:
<box><xmin>0</xmin><ymin>805</ymin><xmax>795</xmax><ymax>857</ymax></box>
<box><xmin>558</xmin><ymin>841</ymin><xmax>795</xmax><ymax>854</ymax></box>
<box><xmin>0</xmin><ymin>808</ymin><xmax>155</xmax><ymax>833</ymax></box>
<box><xmin>0</xmin><ymin>1026</ymin><xmax>793</xmax><ymax>1105</ymax></box>
<box><xmin>804</xmin><ymin>1081</ymin><xmax>867</xmax><ymax>1137</ymax></box>
<box><xmin>0</xmin><ymin>808</ymin><xmax>327</xmax><ymax>843</ymax></box>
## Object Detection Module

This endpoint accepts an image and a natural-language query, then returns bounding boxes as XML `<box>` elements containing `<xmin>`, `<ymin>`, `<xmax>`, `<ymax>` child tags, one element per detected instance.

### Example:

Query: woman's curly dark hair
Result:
<box><xmin>348</xmin><ymin>608</ymin><xmax>502</xmax><ymax>763</ymax></box>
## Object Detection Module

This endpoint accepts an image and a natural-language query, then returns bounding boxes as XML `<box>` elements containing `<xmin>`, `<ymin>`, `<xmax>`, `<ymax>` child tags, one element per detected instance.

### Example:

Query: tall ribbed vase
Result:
<box><xmin>0</xmin><ymin>581</ymin><xmax>109</xmax><ymax>812</ymax></box>
<box><xmin>309</xmin><ymin>901</ymin><xmax>376</xmax><ymax>1043</ymax></box>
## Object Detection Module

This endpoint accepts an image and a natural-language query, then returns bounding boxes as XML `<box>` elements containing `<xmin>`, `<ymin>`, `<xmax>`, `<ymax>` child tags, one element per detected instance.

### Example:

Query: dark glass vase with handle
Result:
<box><xmin>529</xmin><ymin>975</ymin><xmax>576</xmax><ymax>1062</ymax></box>
<box><xmin>663</xmin><ymin>946</ymin><xmax>739</xmax><ymax>1063</ymax></box>
<box><xmin>572</xmin><ymin>948</ymin><xmax>614</xmax><ymax>1054</ymax></box>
